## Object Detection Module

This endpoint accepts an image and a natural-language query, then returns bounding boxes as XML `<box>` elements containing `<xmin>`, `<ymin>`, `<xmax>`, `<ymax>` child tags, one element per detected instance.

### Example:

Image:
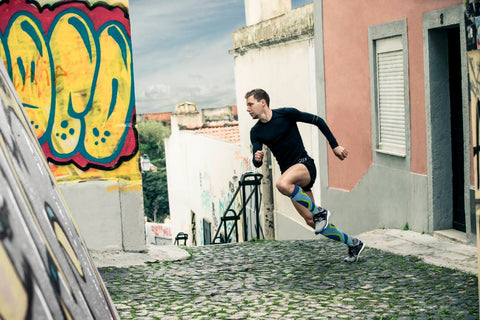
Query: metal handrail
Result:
<box><xmin>211</xmin><ymin>172</ymin><xmax>263</xmax><ymax>244</ymax></box>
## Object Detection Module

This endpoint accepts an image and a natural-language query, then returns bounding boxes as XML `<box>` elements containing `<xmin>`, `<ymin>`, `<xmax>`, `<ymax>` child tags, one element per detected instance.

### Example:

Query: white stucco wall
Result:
<box><xmin>59</xmin><ymin>180</ymin><xmax>146</xmax><ymax>251</ymax></box>
<box><xmin>233</xmin><ymin>36</ymin><xmax>319</xmax><ymax>240</ymax></box>
<box><xmin>244</xmin><ymin>0</ymin><xmax>291</xmax><ymax>26</ymax></box>
<box><xmin>165</xmin><ymin>130</ymin><xmax>249</xmax><ymax>246</ymax></box>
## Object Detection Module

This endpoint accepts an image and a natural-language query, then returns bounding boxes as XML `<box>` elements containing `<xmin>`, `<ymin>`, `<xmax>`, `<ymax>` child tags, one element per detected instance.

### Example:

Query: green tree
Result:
<box><xmin>142</xmin><ymin>169</ymin><xmax>169</xmax><ymax>223</ymax></box>
<box><xmin>137</xmin><ymin>120</ymin><xmax>171</xmax><ymax>167</ymax></box>
<box><xmin>137</xmin><ymin>119</ymin><xmax>171</xmax><ymax>222</ymax></box>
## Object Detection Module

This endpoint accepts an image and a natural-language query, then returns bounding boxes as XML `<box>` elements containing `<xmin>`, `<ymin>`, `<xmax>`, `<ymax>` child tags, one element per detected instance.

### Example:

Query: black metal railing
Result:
<box><xmin>211</xmin><ymin>172</ymin><xmax>263</xmax><ymax>244</ymax></box>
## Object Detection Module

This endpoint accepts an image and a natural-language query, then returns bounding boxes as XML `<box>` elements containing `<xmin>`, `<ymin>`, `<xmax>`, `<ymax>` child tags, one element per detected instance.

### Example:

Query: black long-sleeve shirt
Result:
<box><xmin>249</xmin><ymin>108</ymin><xmax>338</xmax><ymax>173</ymax></box>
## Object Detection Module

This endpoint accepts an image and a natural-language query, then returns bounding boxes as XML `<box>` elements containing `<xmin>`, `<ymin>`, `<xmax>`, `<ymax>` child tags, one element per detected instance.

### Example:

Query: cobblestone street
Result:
<box><xmin>99</xmin><ymin>240</ymin><xmax>478</xmax><ymax>319</ymax></box>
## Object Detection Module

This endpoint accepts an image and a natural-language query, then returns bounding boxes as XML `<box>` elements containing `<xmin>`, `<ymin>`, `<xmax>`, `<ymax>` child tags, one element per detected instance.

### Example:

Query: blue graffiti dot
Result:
<box><xmin>69</xmin><ymin>128</ymin><xmax>75</xmax><ymax>135</ymax></box>
<box><xmin>93</xmin><ymin>127</ymin><xmax>100</xmax><ymax>137</ymax></box>
<box><xmin>60</xmin><ymin>120</ymin><xmax>68</xmax><ymax>128</ymax></box>
<box><xmin>104</xmin><ymin>130</ymin><xmax>111</xmax><ymax>137</ymax></box>
<box><xmin>35</xmin><ymin>125</ymin><xmax>39</xmax><ymax>129</ymax></box>
<box><xmin>95</xmin><ymin>141</ymin><xmax>98</xmax><ymax>145</ymax></box>
<box><xmin>61</xmin><ymin>133</ymin><xmax>67</xmax><ymax>140</ymax></box>
<box><xmin>101</xmin><ymin>138</ymin><xmax>106</xmax><ymax>143</ymax></box>
<box><xmin>30</xmin><ymin>120</ymin><xmax>34</xmax><ymax>124</ymax></box>
<box><xmin>56</xmin><ymin>133</ymin><xmax>59</xmax><ymax>137</ymax></box>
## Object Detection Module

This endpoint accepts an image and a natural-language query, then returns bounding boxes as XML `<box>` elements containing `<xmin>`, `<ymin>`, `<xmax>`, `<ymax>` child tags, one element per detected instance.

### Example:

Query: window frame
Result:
<box><xmin>368</xmin><ymin>19</ymin><xmax>411</xmax><ymax>170</ymax></box>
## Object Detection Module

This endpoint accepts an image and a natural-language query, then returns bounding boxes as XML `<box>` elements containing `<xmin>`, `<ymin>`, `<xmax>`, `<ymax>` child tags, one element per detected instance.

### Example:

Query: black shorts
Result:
<box><xmin>297</xmin><ymin>156</ymin><xmax>316</xmax><ymax>192</ymax></box>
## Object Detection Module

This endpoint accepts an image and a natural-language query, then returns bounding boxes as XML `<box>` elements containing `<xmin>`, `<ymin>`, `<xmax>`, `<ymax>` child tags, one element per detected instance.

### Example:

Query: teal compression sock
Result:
<box><xmin>290</xmin><ymin>185</ymin><xmax>320</xmax><ymax>215</ymax></box>
<box><xmin>320</xmin><ymin>223</ymin><xmax>354</xmax><ymax>246</ymax></box>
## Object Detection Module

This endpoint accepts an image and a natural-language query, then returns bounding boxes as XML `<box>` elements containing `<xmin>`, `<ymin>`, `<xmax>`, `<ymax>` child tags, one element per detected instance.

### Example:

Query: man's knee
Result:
<box><xmin>276</xmin><ymin>179</ymin><xmax>291</xmax><ymax>196</ymax></box>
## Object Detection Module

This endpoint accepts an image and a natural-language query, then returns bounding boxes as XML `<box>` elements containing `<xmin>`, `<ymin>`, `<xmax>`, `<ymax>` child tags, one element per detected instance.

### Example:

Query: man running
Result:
<box><xmin>246</xmin><ymin>88</ymin><xmax>365</xmax><ymax>263</ymax></box>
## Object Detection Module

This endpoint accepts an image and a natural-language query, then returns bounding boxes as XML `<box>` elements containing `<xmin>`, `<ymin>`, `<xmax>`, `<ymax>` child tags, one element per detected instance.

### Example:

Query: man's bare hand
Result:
<box><xmin>254</xmin><ymin>150</ymin><xmax>264</xmax><ymax>162</ymax></box>
<box><xmin>333</xmin><ymin>146</ymin><xmax>348</xmax><ymax>160</ymax></box>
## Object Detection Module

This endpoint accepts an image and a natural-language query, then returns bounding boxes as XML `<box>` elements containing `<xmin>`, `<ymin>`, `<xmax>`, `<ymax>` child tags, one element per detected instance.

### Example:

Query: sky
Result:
<box><xmin>129</xmin><ymin>0</ymin><xmax>313</xmax><ymax>114</ymax></box>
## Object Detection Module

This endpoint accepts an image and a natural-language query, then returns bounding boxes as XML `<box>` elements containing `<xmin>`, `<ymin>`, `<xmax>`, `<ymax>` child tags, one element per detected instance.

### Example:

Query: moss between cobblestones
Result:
<box><xmin>99</xmin><ymin>240</ymin><xmax>478</xmax><ymax>319</ymax></box>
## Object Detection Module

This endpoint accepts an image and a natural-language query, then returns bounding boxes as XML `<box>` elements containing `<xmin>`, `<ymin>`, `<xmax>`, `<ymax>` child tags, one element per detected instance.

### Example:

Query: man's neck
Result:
<box><xmin>259</xmin><ymin>107</ymin><xmax>273</xmax><ymax>123</ymax></box>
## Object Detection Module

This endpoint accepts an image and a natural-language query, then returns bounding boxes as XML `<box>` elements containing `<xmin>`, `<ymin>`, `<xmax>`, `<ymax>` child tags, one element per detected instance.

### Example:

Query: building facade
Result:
<box><xmin>232</xmin><ymin>0</ymin><xmax>477</xmax><ymax>244</ymax></box>
<box><xmin>315</xmin><ymin>0</ymin><xmax>474</xmax><ymax>242</ymax></box>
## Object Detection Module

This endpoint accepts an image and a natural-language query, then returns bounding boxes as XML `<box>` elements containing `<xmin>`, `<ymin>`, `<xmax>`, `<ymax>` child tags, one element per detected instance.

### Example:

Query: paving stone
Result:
<box><xmin>99</xmin><ymin>239</ymin><xmax>479</xmax><ymax>319</ymax></box>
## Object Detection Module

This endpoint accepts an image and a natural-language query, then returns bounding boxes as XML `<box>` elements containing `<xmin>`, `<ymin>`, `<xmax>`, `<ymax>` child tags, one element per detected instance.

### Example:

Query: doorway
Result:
<box><xmin>426</xmin><ymin>19</ymin><xmax>467</xmax><ymax>233</ymax></box>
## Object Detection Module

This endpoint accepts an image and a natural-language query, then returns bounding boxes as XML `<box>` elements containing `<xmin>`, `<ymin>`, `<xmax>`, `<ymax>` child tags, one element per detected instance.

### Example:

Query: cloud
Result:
<box><xmin>135</xmin><ymin>80</ymin><xmax>234</xmax><ymax>114</ymax></box>
<box><xmin>129</xmin><ymin>0</ymin><xmax>244</xmax><ymax>113</ymax></box>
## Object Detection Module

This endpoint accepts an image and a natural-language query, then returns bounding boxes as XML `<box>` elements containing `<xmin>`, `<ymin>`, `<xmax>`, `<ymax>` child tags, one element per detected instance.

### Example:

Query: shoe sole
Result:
<box><xmin>314</xmin><ymin>210</ymin><xmax>331</xmax><ymax>235</ymax></box>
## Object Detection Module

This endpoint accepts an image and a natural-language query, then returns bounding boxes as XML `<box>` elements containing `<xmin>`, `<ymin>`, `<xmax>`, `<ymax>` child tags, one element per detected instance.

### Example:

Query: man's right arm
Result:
<box><xmin>250</xmin><ymin>129</ymin><xmax>263</xmax><ymax>168</ymax></box>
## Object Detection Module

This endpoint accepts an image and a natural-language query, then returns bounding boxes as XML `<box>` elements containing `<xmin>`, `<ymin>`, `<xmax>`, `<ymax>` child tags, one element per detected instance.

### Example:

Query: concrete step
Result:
<box><xmin>434</xmin><ymin>229</ymin><xmax>467</xmax><ymax>245</ymax></box>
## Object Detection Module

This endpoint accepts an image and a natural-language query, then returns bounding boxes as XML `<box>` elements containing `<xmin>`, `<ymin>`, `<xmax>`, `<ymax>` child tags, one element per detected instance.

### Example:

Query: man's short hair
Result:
<box><xmin>245</xmin><ymin>88</ymin><xmax>270</xmax><ymax>107</ymax></box>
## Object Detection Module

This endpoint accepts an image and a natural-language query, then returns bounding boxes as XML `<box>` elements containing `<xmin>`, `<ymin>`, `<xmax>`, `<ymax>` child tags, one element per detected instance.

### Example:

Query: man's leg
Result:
<box><xmin>277</xmin><ymin>164</ymin><xmax>365</xmax><ymax>262</ymax></box>
<box><xmin>277</xmin><ymin>164</ymin><xmax>329</xmax><ymax>232</ymax></box>
<box><xmin>290</xmin><ymin>190</ymin><xmax>315</xmax><ymax>229</ymax></box>
<box><xmin>320</xmin><ymin>223</ymin><xmax>354</xmax><ymax>246</ymax></box>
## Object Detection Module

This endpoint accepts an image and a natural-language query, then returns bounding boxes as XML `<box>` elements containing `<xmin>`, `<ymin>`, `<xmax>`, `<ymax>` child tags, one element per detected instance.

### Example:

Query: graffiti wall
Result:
<box><xmin>145</xmin><ymin>222</ymin><xmax>172</xmax><ymax>245</ymax></box>
<box><xmin>0</xmin><ymin>0</ymin><xmax>145</xmax><ymax>252</ymax></box>
<box><xmin>0</xmin><ymin>0</ymin><xmax>139</xmax><ymax>182</ymax></box>
<box><xmin>0</xmin><ymin>59</ymin><xmax>118</xmax><ymax>318</ymax></box>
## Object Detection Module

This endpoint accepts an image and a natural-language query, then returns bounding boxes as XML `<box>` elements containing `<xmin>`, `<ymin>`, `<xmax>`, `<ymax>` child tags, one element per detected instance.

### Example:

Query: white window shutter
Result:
<box><xmin>376</xmin><ymin>36</ymin><xmax>406</xmax><ymax>155</ymax></box>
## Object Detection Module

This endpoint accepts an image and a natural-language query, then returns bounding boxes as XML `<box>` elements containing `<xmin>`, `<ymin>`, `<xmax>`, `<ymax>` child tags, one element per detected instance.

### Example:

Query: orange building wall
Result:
<box><xmin>323</xmin><ymin>0</ymin><xmax>462</xmax><ymax>190</ymax></box>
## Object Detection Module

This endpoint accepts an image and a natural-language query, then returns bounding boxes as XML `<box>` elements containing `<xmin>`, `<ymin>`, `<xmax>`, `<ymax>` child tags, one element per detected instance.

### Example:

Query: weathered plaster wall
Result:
<box><xmin>320</xmin><ymin>0</ymin><xmax>462</xmax><ymax>189</ymax></box>
<box><xmin>244</xmin><ymin>0</ymin><xmax>291</xmax><ymax>26</ymax></box>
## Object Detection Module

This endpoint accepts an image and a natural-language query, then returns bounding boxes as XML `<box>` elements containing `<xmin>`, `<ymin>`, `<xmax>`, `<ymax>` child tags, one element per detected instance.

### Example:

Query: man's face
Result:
<box><xmin>246</xmin><ymin>95</ymin><xmax>264</xmax><ymax>119</ymax></box>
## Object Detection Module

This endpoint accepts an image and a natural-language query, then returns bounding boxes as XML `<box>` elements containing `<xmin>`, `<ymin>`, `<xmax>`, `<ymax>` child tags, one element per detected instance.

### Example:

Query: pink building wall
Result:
<box><xmin>323</xmin><ymin>0</ymin><xmax>462</xmax><ymax>191</ymax></box>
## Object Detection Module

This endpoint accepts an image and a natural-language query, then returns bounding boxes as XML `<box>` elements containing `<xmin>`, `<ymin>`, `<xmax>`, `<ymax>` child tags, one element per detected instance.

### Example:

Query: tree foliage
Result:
<box><xmin>137</xmin><ymin>120</ymin><xmax>170</xmax><ymax>161</ymax></box>
<box><xmin>137</xmin><ymin>119</ymin><xmax>171</xmax><ymax>222</ymax></box>
<box><xmin>142</xmin><ymin>169</ymin><xmax>170</xmax><ymax>223</ymax></box>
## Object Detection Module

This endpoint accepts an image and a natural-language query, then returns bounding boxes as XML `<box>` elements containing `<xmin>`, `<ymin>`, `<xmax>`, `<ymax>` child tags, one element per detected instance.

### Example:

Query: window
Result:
<box><xmin>376</xmin><ymin>36</ymin><xmax>406</xmax><ymax>155</ymax></box>
<box><xmin>369</xmin><ymin>19</ymin><xmax>409</xmax><ymax>160</ymax></box>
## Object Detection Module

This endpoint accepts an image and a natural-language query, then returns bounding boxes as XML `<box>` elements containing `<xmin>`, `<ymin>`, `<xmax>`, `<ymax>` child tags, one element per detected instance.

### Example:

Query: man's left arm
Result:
<box><xmin>289</xmin><ymin>108</ymin><xmax>348</xmax><ymax>160</ymax></box>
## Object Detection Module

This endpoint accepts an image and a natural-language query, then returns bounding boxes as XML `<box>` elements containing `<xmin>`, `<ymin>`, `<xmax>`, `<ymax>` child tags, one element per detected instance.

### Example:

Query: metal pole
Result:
<box><xmin>242</xmin><ymin>181</ymin><xmax>248</xmax><ymax>241</ymax></box>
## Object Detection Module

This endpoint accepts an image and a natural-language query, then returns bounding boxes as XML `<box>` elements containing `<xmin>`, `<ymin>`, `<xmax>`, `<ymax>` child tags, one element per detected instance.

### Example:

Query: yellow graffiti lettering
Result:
<box><xmin>49</xmin><ymin>12</ymin><xmax>97</xmax><ymax>155</ymax></box>
<box><xmin>84</xmin><ymin>23</ymin><xmax>132</xmax><ymax>159</ymax></box>
<box><xmin>7</xmin><ymin>15</ymin><xmax>52</xmax><ymax>141</ymax></box>
<box><xmin>0</xmin><ymin>244</ymin><xmax>27</xmax><ymax>320</ymax></box>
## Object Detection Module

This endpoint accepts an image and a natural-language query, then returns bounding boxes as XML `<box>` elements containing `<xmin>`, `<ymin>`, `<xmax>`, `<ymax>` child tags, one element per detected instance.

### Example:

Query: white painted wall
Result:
<box><xmin>165</xmin><ymin>130</ymin><xmax>249</xmax><ymax>246</ymax></box>
<box><xmin>244</xmin><ymin>0</ymin><xmax>291</xmax><ymax>26</ymax></box>
<box><xmin>234</xmin><ymin>37</ymin><xmax>319</xmax><ymax>240</ymax></box>
<box><xmin>59</xmin><ymin>180</ymin><xmax>146</xmax><ymax>251</ymax></box>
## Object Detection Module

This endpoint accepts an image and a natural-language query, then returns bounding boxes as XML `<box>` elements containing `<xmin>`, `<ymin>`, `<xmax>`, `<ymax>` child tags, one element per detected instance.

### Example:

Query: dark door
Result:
<box><xmin>447</xmin><ymin>27</ymin><xmax>466</xmax><ymax>232</ymax></box>
<box><xmin>203</xmin><ymin>219</ymin><xmax>211</xmax><ymax>245</ymax></box>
